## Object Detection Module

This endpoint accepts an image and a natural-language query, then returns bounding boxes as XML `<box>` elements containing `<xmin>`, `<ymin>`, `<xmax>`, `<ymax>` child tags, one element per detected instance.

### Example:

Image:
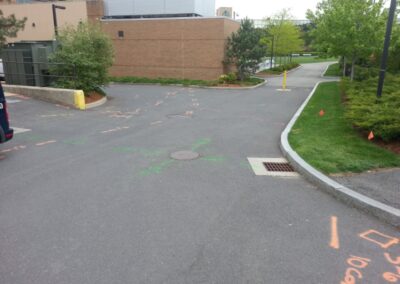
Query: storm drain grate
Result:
<box><xmin>247</xmin><ymin>158</ymin><xmax>299</xmax><ymax>177</ymax></box>
<box><xmin>263</xmin><ymin>162</ymin><xmax>294</xmax><ymax>172</ymax></box>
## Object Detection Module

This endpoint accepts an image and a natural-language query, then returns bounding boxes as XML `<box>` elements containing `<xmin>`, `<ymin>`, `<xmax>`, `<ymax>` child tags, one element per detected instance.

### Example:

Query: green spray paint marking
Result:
<box><xmin>191</xmin><ymin>138</ymin><xmax>212</xmax><ymax>151</ymax></box>
<box><xmin>200</xmin><ymin>156</ymin><xmax>225</xmax><ymax>163</ymax></box>
<box><xmin>63</xmin><ymin>138</ymin><xmax>88</xmax><ymax>145</ymax></box>
<box><xmin>139</xmin><ymin>160</ymin><xmax>175</xmax><ymax>176</ymax></box>
<box><xmin>112</xmin><ymin>146</ymin><xmax>137</xmax><ymax>153</ymax></box>
<box><xmin>139</xmin><ymin>149</ymin><xmax>166</xmax><ymax>157</ymax></box>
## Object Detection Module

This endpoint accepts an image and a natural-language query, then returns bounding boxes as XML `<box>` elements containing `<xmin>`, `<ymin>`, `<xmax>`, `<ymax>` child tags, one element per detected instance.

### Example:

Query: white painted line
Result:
<box><xmin>12</xmin><ymin>127</ymin><xmax>31</xmax><ymax>135</ymax></box>
<box><xmin>6</xmin><ymin>99</ymin><xmax>21</xmax><ymax>104</ymax></box>
<box><xmin>247</xmin><ymin>157</ymin><xmax>300</xmax><ymax>177</ymax></box>
<box><xmin>36</xmin><ymin>140</ymin><xmax>57</xmax><ymax>146</ymax></box>
<box><xmin>276</xmin><ymin>89</ymin><xmax>292</xmax><ymax>92</ymax></box>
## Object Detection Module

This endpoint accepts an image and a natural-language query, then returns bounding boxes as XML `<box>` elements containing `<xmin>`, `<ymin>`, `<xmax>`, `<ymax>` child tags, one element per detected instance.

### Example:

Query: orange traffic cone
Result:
<box><xmin>368</xmin><ymin>131</ymin><xmax>374</xmax><ymax>141</ymax></box>
<box><xmin>319</xmin><ymin>109</ymin><xmax>325</xmax><ymax>117</ymax></box>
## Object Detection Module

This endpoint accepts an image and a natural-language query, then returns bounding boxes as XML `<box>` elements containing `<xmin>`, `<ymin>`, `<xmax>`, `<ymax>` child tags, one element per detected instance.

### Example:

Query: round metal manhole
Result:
<box><xmin>170</xmin><ymin>150</ymin><xmax>200</xmax><ymax>161</ymax></box>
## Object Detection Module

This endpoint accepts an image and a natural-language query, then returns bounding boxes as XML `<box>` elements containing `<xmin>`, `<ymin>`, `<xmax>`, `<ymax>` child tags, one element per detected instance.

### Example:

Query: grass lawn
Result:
<box><xmin>288</xmin><ymin>82</ymin><xmax>400</xmax><ymax>174</ymax></box>
<box><xmin>292</xmin><ymin>56</ymin><xmax>338</xmax><ymax>64</ymax></box>
<box><xmin>109</xmin><ymin>76</ymin><xmax>264</xmax><ymax>87</ymax></box>
<box><xmin>324</xmin><ymin>63</ymin><xmax>341</xmax><ymax>77</ymax></box>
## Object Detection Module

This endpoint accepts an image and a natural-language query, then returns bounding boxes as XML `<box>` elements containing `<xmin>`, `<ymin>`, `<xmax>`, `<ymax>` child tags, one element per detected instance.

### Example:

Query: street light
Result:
<box><xmin>52</xmin><ymin>4</ymin><xmax>66</xmax><ymax>37</ymax></box>
<box><xmin>376</xmin><ymin>0</ymin><xmax>397</xmax><ymax>98</ymax></box>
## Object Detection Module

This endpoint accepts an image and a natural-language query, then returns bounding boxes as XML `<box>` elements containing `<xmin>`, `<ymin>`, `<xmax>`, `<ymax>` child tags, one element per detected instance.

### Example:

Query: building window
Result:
<box><xmin>118</xmin><ymin>31</ymin><xmax>124</xmax><ymax>38</ymax></box>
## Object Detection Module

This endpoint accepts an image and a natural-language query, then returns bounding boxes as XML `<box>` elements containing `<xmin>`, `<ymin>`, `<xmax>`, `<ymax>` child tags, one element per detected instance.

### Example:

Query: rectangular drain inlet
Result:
<box><xmin>247</xmin><ymin>158</ymin><xmax>299</xmax><ymax>177</ymax></box>
<box><xmin>264</xmin><ymin>162</ymin><xmax>294</xmax><ymax>172</ymax></box>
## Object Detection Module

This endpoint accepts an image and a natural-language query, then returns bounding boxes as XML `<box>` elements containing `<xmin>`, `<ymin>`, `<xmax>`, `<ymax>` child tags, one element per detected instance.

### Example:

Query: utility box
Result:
<box><xmin>1</xmin><ymin>41</ymin><xmax>56</xmax><ymax>87</ymax></box>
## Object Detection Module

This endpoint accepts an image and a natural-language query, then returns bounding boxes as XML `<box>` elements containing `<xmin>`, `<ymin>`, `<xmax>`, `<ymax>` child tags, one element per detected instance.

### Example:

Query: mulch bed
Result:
<box><xmin>374</xmin><ymin>140</ymin><xmax>400</xmax><ymax>155</ymax></box>
<box><xmin>85</xmin><ymin>91</ymin><xmax>104</xmax><ymax>104</ymax></box>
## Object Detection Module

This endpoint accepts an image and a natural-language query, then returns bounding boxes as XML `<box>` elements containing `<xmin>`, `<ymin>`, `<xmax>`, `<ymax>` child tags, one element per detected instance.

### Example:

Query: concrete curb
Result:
<box><xmin>108</xmin><ymin>78</ymin><xmax>267</xmax><ymax>90</ymax></box>
<box><xmin>85</xmin><ymin>96</ymin><xmax>107</xmax><ymax>109</ymax></box>
<box><xmin>280</xmin><ymin>81</ymin><xmax>400</xmax><ymax>228</ymax></box>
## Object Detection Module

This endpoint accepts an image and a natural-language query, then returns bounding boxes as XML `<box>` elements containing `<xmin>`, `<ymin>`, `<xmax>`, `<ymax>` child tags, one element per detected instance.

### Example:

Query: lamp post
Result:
<box><xmin>270</xmin><ymin>35</ymin><xmax>275</xmax><ymax>69</ymax></box>
<box><xmin>376</xmin><ymin>0</ymin><xmax>397</xmax><ymax>98</ymax></box>
<box><xmin>52</xmin><ymin>4</ymin><xmax>66</xmax><ymax>37</ymax></box>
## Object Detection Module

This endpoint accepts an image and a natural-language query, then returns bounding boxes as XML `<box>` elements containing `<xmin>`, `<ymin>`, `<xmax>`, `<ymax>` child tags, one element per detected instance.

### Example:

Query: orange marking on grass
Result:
<box><xmin>330</xmin><ymin>216</ymin><xmax>340</xmax><ymax>250</ymax></box>
<box><xmin>36</xmin><ymin>140</ymin><xmax>57</xmax><ymax>146</ymax></box>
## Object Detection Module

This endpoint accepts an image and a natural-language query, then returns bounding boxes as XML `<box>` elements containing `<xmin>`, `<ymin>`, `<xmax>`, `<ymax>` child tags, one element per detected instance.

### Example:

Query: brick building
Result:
<box><xmin>1</xmin><ymin>0</ymin><xmax>239</xmax><ymax>81</ymax></box>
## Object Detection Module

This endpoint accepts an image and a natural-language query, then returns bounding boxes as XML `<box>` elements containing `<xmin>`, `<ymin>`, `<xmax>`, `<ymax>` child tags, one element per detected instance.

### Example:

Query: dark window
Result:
<box><xmin>118</xmin><ymin>31</ymin><xmax>124</xmax><ymax>38</ymax></box>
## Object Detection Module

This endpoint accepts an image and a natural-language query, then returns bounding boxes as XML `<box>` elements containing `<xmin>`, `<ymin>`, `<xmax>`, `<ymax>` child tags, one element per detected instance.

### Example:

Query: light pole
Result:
<box><xmin>270</xmin><ymin>35</ymin><xmax>275</xmax><ymax>69</ymax></box>
<box><xmin>376</xmin><ymin>0</ymin><xmax>397</xmax><ymax>98</ymax></box>
<box><xmin>52</xmin><ymin>4</ymin><xmax>66</xmax><ymax>37</ymax></box>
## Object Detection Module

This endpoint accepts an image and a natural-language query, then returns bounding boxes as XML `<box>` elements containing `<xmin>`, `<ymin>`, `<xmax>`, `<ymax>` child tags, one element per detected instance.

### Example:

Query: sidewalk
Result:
<box><xmin>333</xmin><ymin>169</ymin><xmax>400</xmax><ymax>209</ymax></box>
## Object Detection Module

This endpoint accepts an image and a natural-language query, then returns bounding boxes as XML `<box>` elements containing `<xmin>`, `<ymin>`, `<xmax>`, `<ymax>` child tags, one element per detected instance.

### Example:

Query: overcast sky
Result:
<box><xmin>215</xmin><ymin>0</ymin><xmax>321</xmax><ymax>19</ymax></box>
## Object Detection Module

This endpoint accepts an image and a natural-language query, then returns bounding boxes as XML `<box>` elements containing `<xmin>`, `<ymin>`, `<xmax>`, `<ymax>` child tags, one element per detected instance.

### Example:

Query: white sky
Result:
<box><xmin>215</xmin><ymin>0</ymin><xmax>322</xmax><ymax>19</ymax></box>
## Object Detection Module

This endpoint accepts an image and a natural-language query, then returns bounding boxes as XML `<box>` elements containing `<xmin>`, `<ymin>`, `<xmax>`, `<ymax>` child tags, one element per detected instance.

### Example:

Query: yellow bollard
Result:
<box><xmin>74</xmin><ymin>90</ymin><xmax>86</xmax><ymax>110</ymax></box>
<box><xmin>283</xmin><ymin>70</ymin><xmax>287</xmax><ymax>90</ymax></box>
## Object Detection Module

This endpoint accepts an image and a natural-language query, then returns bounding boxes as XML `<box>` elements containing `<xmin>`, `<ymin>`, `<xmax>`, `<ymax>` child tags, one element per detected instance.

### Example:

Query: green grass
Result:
<box><xmin>292</xmin><ymin>56</ymin><xmax>338</xmax><ymax>64</ymax></box>
<box><xmin>324</xmin><ymin>63</ymin><xmax>341</xmax><ymax>77</ymax></box>
<box><xmin>109</xmin><ymin>76</ymin><xmax>264</xmax><ymax>87</ymax></box>
<box><xmin>289</xmin><ymin>82</ymin><xmax>400</xmax><ymax>174</ymax></box>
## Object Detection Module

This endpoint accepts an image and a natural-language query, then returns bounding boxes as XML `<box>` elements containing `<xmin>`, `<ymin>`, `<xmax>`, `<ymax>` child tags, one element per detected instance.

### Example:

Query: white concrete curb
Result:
<box><xmin>280</xmin><ymin>81</ymin><xmax>400</xmax><ymax>228</ymax></box>
<box><xmin>109</xmin><ymin>78</ymin><xmax>267</xmax><ymax>90</ymax></box>
<box><xmin>85</xmin><ymin>96</ymin><xmax>107</xmax><ymax>109</ymax></box>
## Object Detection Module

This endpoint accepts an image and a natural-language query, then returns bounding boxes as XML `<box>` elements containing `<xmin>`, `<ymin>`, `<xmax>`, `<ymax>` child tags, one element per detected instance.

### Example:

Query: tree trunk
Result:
<box><xmin>350</xmin><ymin>56</ymin><xmax>356</xmax><ymax>81</ymax></box>
<box><xmin>342</xmin><ymin>56</ymin><xmax>346</xmax><ymax>77</ymax></box>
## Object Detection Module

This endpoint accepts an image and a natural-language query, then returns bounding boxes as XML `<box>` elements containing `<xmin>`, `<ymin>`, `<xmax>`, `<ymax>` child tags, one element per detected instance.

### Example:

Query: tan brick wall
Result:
<box><xmin>86</xmin><ymin>0</ymin><xmax>104</xmax><ymax>24</ymax></box>
<box><xmin>0</xmin><ymin>1</ymin><xmax>88</xmax><ymax>42</ymax></box>
<box><xmin>101</xmin><ymin>17</ymin><xmax>240</xmax><ymax>81</ymax></box>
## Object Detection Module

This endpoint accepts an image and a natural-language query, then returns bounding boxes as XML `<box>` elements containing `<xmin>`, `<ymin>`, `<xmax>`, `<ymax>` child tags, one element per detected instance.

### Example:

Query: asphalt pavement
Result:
<box><xmin>0</xmin><ymin>62</ymin><xmax>399</xmax><ymax>284</ymax></box>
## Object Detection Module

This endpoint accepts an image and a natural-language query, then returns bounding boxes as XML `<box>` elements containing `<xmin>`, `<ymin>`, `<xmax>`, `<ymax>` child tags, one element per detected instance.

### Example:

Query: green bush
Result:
<box><xmin>218</xmin><ymin>72</ymin><xmax>237</xmax><ymax>84</ymax></box>
<box><xmin>49</xmin><ymin>22</ymin><xmax>114</xmax><ymax>93</ymax></box>
<box><xmin>270</xmin><ymin>62</ymin><xmax>300</xmax><ymax>72</ymax></box>
<box><xmin>353</xmin><ymin>66</ymin><xmax>379</xmax><ymax>81</ymax></box>
<box><xmin>343</xmin><ymin>76</ymin><xmax>400</xmax><ymax>141</ymax></box>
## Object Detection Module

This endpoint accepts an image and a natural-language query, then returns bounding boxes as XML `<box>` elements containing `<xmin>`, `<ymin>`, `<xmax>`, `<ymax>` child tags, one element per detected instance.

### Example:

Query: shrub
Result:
<box><xmin>353</xmin><ymin>66</ymin><xmax>379</xmax><ymax>81</ymax></box>
<box><xmin>218</xmin><ymin>72</ymin><xmax>237</xmax><ymax>84</ymax></box>
<box><xmin>49</xmin><ymin>22</ymin><xmax>114</xmax><ymax>93</ymax></box>
<box><xmin>270</xmin><ymin>62</ymin><xmax>300</xmax><ymax>72</ymax></box>
<box><xmin>343</xmin><ymin>76</ymin><xmax>400</xmax><ymax>141</ymax></box>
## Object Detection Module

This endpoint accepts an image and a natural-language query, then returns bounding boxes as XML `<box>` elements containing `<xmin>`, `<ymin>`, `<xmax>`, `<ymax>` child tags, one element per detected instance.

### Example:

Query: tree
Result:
<box><xmin>0</xmin><ymin>10</ymin><xmax>26</xmax><ymax>49</ymax></box>
<box><xmin>225</xmin><ymin>18</ymin><xmax>266</xmax><ymax>80</ymax></box>
<box><xmin>263</xmin><ymin>9</ymin><xmax>304</xmax><ymax>58</ymax></box>
<box><xmin>49</xmin><ymin>22</ymin><xmax>114</xmax><ymax>93</ymax></box>
<box><xmin>308</xmin><ymin>0</ymin><xmax>386</xmax><ymax>80</ymax></box>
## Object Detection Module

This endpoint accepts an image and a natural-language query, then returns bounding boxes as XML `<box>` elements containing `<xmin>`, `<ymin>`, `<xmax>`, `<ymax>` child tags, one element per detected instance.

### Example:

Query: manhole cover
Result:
<box><xmin>170</xmin><ymin>150</ymin><xmax>199</xmax><ymax>161</ymax></box>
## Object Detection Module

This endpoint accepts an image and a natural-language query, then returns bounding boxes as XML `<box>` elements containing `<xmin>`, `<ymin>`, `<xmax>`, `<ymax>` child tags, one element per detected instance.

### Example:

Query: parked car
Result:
<box><xmin>0</xmin><ymin>82</ymin><xmax>13</xmax><ymax>144</ymax></box>
<box><xmin>0</xmin><ymin>59</ymin><xmax>4</xmax><ymax>81</ymax></box>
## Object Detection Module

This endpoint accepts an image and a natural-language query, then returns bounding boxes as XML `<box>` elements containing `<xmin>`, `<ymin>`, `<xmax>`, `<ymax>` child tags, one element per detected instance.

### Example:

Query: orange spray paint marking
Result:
<box><xmin>368</xmin><ymin>131</ymin><xmax>375</xmax><ymax>141</ymax></box>
<box><xmin>319</xmin><ymin>109</ymin><xmax>325</xmax><ymax>117</ymax></box>
<box><xmin>36</xmin><ymin>140</ymin><xmax>57</xmax><ymax>146</ymax></box>
<box><xmin>330</xmin><ymin>216</ymin><xmax>340</xmax><ymax>249</ymax></box>
<box><xmin>359</xmin><ymin>230</ymin><xmax>399</xmax><ymax>249</ymax></box>
<box><xmin>382</xmin><ymin>266</ymin><xmax>400</xmax><ymax>282</ymax></box>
